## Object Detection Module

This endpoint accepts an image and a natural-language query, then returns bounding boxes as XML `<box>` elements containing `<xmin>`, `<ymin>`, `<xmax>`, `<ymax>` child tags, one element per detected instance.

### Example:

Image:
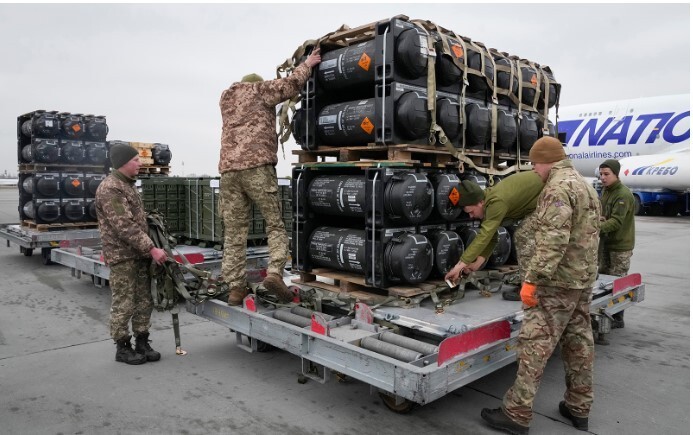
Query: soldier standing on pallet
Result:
<box><xmin>444</xmin><ymin>170</ymin><xmax>545</xmax><ymax>301</ymax></box>
<box><xmin>481</xmin><ymin>137</ymin><xmax>601</xmax><ymax>434</ymax></box>
<box><xmin>218</xmin><ymin>47</ymin><xmax>321</xmax><ymax>306</ymax></box>
<box><xmin>95</xmin><ymin>143</ymin><xmax>168</xmax><ymax>365</ymax></box>
<box><xmin>597</xmin><ymin>159</ymin><xmax>635</xmax><ymax>332</ymax></box>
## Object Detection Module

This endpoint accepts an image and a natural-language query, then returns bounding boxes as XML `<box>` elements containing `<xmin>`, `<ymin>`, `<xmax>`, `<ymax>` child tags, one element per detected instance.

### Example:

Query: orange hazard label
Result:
<box><xmin>451</xmin><ymin>44</ymin><xmax>464</xmax><ymax>59</ymax></box>
<box><xmin>530</xmin><ymin>75</ymin><xmax>537</xmax><ymax>86</ymax></box>
<box><xmin>358</xmin><ymin>53</ymin><xmax>371</xmax><ymax>71</ymax></box>
<box><xmin>71</xmin><ymin>179</ymin><xmax>81</xmax><ymax>188</ymax></box>
<box><xmin>361</xmin><ymin>117</ymin><xmax>374</xmax><ymax>134</ymax></box>
<box><xmin>72</xmin><ymin>124</ymin><xmax>81</xmax><ymax>132</ymax></box>
<box><xmin>448</xmin><ymin>187</ymin><xmax>460</xmax><ymax>206</ymax></box>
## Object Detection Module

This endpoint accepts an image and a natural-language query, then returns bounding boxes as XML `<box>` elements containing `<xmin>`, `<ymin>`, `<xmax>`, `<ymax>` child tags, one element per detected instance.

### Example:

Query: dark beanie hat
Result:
<box><xmin>241</xmin><ymin>73</ymin><xmax>264</xmax><ymax>83</ymax></box>
<box><xmin>528</xmin><ymin>136</ymin><xmax>566</xmax><ymax>163</ymax></box>
<box><xmin>109</xmin><ymin>143</ymin><xmax>138</xmax><ymax>169</ymax></box>
<box><xmin>599</xmin><ymin>159</ymin><xmax>621</xmax><ymax>177</ymax></box>
<box><xmin>459</xmin><ymin>180</ymin><xmax>485</xmax><ymax>206</ymax></box>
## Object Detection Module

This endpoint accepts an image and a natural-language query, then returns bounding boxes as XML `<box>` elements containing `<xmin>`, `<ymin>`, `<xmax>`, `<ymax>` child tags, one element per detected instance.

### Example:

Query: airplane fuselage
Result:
<box><xmin>557</xmin><ymin>94</ymin><xmax>690</xmax><ymax>176</ymax></box>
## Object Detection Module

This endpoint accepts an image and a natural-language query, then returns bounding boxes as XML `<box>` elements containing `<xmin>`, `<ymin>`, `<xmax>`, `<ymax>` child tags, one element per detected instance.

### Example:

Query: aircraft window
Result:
<box><xmin>599</xmin><ymin>112</ymin><xmax>602</xmax><ymax>115</ymax></box>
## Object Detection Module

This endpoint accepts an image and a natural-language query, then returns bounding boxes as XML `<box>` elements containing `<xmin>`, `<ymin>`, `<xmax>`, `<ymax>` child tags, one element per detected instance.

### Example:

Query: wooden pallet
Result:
<box><xmin>292</xmin><ymin>267</ymin><xmax>444</xmax><ymax>304</ymax></box>
<box><xmin>294</xmin><ymin>144</ymin><xmax>529</xmax><ymax>169</ymax></box>
<box><xmin>138</xmin><ymin>165</ymin><xmax>170</xmax><ymax>175</ymax></box>
<box><xmin>22</xmin><ymin>220</ymin><xmax>98</xmax><ymax>232</ymax></box>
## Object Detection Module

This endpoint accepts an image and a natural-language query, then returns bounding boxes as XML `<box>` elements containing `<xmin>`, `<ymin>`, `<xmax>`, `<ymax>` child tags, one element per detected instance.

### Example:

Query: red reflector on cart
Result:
<box><xmin>613</xmin><ymin>273</ymin><xmax>641</xmax><ymax>296</ymax></box>
<box><xmin>173</xmin><ymin>253</ymin><xmax>204</xmax><ymax>264</ymax></box>
<box><xmin>438</xmin><ymin>320</ymin><xmax>511</xmax><ymax>366</ymax></box>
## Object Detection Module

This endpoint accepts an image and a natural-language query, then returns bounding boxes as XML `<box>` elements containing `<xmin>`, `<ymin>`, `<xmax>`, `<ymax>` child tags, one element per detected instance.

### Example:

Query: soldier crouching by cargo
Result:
<box><xmin>218</xmin><ymin>47</ymin><xmax>321</xmax><ymax>306</ymax></box>
<box><xmin>95</xmin><ymin>143</ymin><xmax>168</xmax><ymax>365</ymax></box>
<box><xmin>481</xmin><ymin>137</ymin><xmax>601</xmax><ymax>434</ymax></box>
<box><xmin>444</xmin><ymin>171</ymin><xmax>545</xmax><ymax>299</ymax></box>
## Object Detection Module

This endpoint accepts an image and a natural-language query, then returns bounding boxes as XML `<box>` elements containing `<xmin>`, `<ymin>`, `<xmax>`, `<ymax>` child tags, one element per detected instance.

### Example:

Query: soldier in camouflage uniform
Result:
<box><xmin>218</xmin><ymin>48</ymin><xmax>321</xmax><ymax>306</ymax></box>
<box><xmin>481</xmin><ymin>137</ymin><xmax>601</xmax><ymax>434</ymax></box>
<box><xmin>444</xmin><ymin>171</ymin><xmax>545</xmax><ymax>302</ymax></box>
<box><xmin>597</xmin><ymin>159</ymin><xmax>635</xmax><ymax>329</ymax></box>
<box><xmin>95</xmin><ymin>143</ymin><xmax>168</xmax><ymax>365</ymax></box>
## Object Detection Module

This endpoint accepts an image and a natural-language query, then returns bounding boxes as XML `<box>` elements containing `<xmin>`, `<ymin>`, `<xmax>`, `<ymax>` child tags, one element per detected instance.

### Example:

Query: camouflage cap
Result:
<box><xmin>528</xmin><ymin>136</ymin><xmax>566</xmax><ymax>163</ymax></box>
<box><xmin>109</xmin><ymin>143</ymin><xmax>138</xmax><ymax>169</ymax></box>
<box><xmin>459</xmin><ymin>180</ymin><xmax>484</xmax><ymax>206</ymax></box>
<box><xmin>599</xmin><ymin>159</ymin><xmax>621</xmax><ymax>177</ymax></box>
<box><xmin>241</xmin><ymin>73</ymin><xmax>264</xmax><ymax>83</ymax></box>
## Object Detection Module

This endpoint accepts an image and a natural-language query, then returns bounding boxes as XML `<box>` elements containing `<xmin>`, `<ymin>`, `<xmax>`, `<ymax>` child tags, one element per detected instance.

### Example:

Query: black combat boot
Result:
<box><xmin>481</xmin><ymin>408</ymin><xmax>529</xmax><ymax>435</ymax></box>
<box><xmin>135</xmin><ymin>332</ymin><xmax>161</xmax><ymax>362</ymax></box>
<box><xmin>559</xmin><ymin>401</ymin><xmax>589</xmax><ymax>431</ymax></box>
<box><xmin>115</xmin><ymin>335</ymin><xmax>147</xmax><ymax>365</ymax></box>
<box><xmin>502</xmin><ymin>287</ymin><xmax>521</xmax><ymax>301</ymax></box>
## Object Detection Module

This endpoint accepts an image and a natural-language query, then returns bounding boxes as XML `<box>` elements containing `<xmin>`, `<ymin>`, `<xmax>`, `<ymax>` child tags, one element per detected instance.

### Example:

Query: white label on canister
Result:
<box><xmin>46</xmin><ymin>120</ymin><xmax>54</xmax><ymax>127</ymax></box>
<box><xmin>319</xmin><ymin>115</ymin><xmax>338</xmax><ymax>125</ymax></box>
<box><xmin>209</xmin><ymin>179</ymin><xmax>220</xmax><ymax>188</ymax></box>
<box><xmin>320</xmin><ymin>59</ymin><xmax>337</xmax><ymax>70</ymax></box>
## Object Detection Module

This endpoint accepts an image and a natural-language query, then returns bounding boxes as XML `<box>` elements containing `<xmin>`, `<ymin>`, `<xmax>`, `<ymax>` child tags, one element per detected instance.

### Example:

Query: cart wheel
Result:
<box><xmin>41</xmin><ymin>248</ymin><xmax>53</xmax><ymax>265</ymax></box>
<box><xmin>255</xmin><ymin>340</ymin><xmax>273</xmax><ymax>353</ymax></box>
<box><xmin>378</xmin><ymin>392</ymin><xmax>417</xmax><ymax>414</ymax></box>
<box><xmin>20</xmin><ymin>246</ymin><xmax>33</xmax><ymax>256</ymax></box>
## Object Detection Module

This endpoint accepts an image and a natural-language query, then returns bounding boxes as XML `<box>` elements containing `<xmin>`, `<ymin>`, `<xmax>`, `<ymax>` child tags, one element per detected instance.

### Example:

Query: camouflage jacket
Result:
<box><xmin>95</xmin><ymin>170</ymin><xmax>154</xmax><ymax>265</ymax></box>
<box><xmin>218</xmin><ymin>63</ymin><xmax>311</xmax><ymax>173</ymax></box>
<box><xmin>525</xmin><ymin>160</ymin><xmax>601</xmax><ymax>289</ymax></box>
<box><xmin>461</xmin><ymin>171</ymin><xmax>544</xmax><ymax>263</ymax></box>
<box><xmin>600</xmin><ymin>180</ymin><xmax>635</xmax><ymax>251</ymax></box>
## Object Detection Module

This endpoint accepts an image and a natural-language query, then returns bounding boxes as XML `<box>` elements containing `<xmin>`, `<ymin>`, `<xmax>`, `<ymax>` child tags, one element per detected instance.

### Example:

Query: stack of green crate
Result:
<box><xmin>139</xmin><ymin>176</ymin><xmax>185</xmax><ymax>233</ymax></box>
<box><xmin>278</xmin><ymin>179</ymin><xmax>292</xmax><ymax>234</ymax></box>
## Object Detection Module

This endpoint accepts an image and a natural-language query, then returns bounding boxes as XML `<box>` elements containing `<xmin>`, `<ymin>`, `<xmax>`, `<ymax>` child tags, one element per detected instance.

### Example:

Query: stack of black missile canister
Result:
<box><xmin>291</xmin><ymin>16</ymin><xmax>561</xmax><ymax>289</ymax></box>
<box><xmin>17</xmin><ymin>110</ymin><xmax>109</xmax><ymax>226</ymax></box>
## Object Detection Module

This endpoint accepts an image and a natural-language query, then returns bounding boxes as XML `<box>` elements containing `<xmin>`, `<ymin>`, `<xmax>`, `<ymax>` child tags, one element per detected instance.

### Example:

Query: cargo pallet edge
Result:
<box><xmin>0</xmin><ymin>223</ymin><xmax>101</xmax><ymax>265</ymax></box>
<box><xmin>187</xmin><ymin>272</ymin><xmax>643</xmax><ymax>413</ymax></box>
<box><xmin>46</xmin><ymin>236</ymin><xmax>644</xmax><ymax>412</ymax></box>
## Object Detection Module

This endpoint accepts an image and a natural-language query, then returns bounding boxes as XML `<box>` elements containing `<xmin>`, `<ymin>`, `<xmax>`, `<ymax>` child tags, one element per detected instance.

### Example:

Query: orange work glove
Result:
<box><xmin>520</xmin><ymin>282</ymin><xmax>538</xmax><ymax>307</ymax></box>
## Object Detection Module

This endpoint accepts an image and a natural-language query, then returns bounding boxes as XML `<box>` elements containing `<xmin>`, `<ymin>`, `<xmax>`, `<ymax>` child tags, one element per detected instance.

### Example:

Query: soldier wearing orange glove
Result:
<box><xmin>481</xmin><ymin>137</ymin><xmax>601</xmax><ymax>434</ymax></box>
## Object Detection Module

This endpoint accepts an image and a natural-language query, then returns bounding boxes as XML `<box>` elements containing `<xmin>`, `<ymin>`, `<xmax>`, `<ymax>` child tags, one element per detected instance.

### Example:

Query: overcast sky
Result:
<box><xmin>0</xmin><ymin>3</ymin><xmax>689</xmax><ymax>178</ymax></box>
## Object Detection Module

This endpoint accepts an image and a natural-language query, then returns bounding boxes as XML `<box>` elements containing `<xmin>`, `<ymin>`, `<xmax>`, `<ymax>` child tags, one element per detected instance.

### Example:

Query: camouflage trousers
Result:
<box><xmin>599</xmin><ymin>248</ymin><xmax>632</xmax><ymax>277</ymax></box>
<box><xmin>220</xmin><ymin>165</ymin><xmax>288</xmax><ymax>290</ymax></box>
<box><xmin>503</xmin><ymin>285</ymin><xmax>594</xmax><ymax>426</ymax></box>
<box><xmin>110</xmin><ymin>259</ymin><xmax>154</xmax><ymax>342</ymax></box>
<box><xmin>510</xmin><ymin>208</ymin><xmax>539</xmax><ymax>284</ymax></box>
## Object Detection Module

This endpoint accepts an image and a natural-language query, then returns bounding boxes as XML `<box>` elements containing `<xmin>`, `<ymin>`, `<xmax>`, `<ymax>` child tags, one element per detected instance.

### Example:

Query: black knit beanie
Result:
<box><xmin>109</xmin><ymin>142</ymin><xmax>138</xmax><ymax>169</ymax></box>
<box><xmin>459</xmin><ymin>180</ymin><xmax>485</xmax><ymax>206</ymax></box>
<box><xmin>599</xmin><ymin>159</ymin><xmax>621</xmax><ymax>177</ymax></box>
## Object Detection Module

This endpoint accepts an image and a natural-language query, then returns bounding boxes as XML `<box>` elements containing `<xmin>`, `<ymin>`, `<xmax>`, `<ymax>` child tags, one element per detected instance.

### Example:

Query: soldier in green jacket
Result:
<box><xmin>444</xmin><ymin>170</ymin><xmax>545</xmax><ymax>300</ymax></box>
<box><xmin>598</xmin><ymin>159</ymin><xmax>635</xmax><ymax>329</ymax></box>
<box><xmin>481</xmin><ymin>137</ymin><xmax>601</xmax><ymax>434</ymax></box>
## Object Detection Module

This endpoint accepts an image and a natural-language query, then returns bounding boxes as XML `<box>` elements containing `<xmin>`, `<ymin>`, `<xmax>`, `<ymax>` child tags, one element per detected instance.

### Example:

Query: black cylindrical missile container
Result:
<box><xmin>430</xmin><ymin>173</ymin><xmax>463</xmax><ymax>221</ymax></box>
<box><xmin>465</xmin><ymin>101</ymin><xmax>491</xmax><ymax>149</ymax></box>
<box><xmin>25</xmin><ymin>173</ymin><xmax>60</xmax><ymax>197</ymax></box>
<box><xmin>22</xmin><ymin>139</ymin><xmax>60</xmax><ymax>163</ymax></box>
<box><xmin>60</xmin><ymin>114</ymin><xmax>84</xmax><ymax>140</ymax></box>
<box><xmin>84</xmin><ymin>142</ymin><xmax>108</xmax><ymax>165</ymax></box>
<box><xmin>308</xmin><ymin>227</ymin><xmax>367</xmax><ymax>274</ymax></box>
<box><xmin>61</xmin><ymin>174</ymin><xmax>84</xmax><ymax>198</ymax></box>
<box><xmin>383</xmin><ymin>172</ymin><xmax>434</xmax><ymax>225</ymax></box>
<box><xmin>317</xmin><ymin>99</ymin><xmax>376</xmax><ymax>146</ymax></box>
<box><xmin>427</xmin><ymin>229</ymin><xmax>464</xmax><ymax>277</ymax></box>
<box><xmin>496</xmin><ymin>107</ymin><xmax>517</xmax><ymax>151</ymax></box>
<box><xmin>153</xmin><ymin>143</ymin><xmax>172</xmax><ymax>165</ymax></box>
<box><xmin>519</xmin><ymin>113</ymin><xmax>539</xmax><ymax>151</ymax></box>
<box><xmin>485</xmin><ymin>226</ymin><xmax>512</xmax><ymax>268</ymax></box>
<box><xmin>84</xmin><ymin>174</ymin><xmax>105</xmax><ymax>197</ymax></box>
<box><xmin>308</xmin><ymin>175</ymin><xmax>366</xmax><ymax>217</ymax></box>
<box><xmin>436</xmin><ymin>96</ymin><xmax>461</xmax><ymax>141</ymax></box>
<box><xmin>86</xmin><ymin>200</ymin><xmax>97</xmax><ymax>220</ymax></box>
<box><xmin>317</xmin><ymin>39</ymin><xmax>377</xmax><ymax>90</ymax></box>
<box><xmin>83</xmin><ymin>115</ymin><xmax>109</xmax><ymax>141</ymax></box>
<box><xmin>383</xmin><ymin>232</ymin><xmax>434</xmax><ymax>284</ymax></box>
<box><xmin>61</xmin><ymin>140</ymin><xmax>84</xmax><ymax>164</ymax></box>
<box><xmin>22</xmin><ymin>200</ymin><xmax>60</xmax><ymax>223</ymax></box>
<box><xmin>62</xmin><ymin>200</ymin><xmax>85</xmax><ymax>222</ymax></box>
<box><xmin>23</xmin><ymin>111</ymin><xmax>60</xmax><ymax>138</ymax></box>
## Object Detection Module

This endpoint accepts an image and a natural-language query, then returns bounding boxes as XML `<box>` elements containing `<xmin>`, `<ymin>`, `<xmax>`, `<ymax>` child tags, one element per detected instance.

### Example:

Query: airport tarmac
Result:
<box><xmin>0</xmin><ymin>187</ymin><xmax>689</xmax><ymax>435</ymax></box>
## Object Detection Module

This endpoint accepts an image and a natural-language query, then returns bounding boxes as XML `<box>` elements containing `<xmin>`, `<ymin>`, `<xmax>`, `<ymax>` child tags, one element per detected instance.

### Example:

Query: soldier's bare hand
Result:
<box><xmin>150</xmin><ymin>247</ymin><xmax>167</xmax><ymax>265</ymax></box>
<box><xmin>306</xmin><ymin>47</ymin><xmax>321</xmax><ymax>68</ymax></box>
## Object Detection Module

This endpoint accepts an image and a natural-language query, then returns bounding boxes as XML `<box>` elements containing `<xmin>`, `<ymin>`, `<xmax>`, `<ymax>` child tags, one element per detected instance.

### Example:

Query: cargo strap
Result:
<box><xmin>277</xmin><ymin>25</ymin><xmax>353</xmax><ymax>153</ymax></box>
<box><xmin>147</xmin><ymin>211</ymin><xmax>227</xmax><ymax>355</ymax></box>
